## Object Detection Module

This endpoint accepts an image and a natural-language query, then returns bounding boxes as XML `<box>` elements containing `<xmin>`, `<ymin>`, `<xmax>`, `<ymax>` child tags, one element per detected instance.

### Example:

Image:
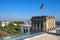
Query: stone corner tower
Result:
<box><xmin>31</xmin><ymin>16</ymin><xmax>56</xmax><ymax>32</ymax></box>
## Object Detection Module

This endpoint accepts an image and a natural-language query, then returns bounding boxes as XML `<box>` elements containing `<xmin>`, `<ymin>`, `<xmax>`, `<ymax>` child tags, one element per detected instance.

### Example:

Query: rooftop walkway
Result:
<box><xmin>29</xmin><ymin>33</ymin><xmax>60</xmax><ymax>40</ymax></box>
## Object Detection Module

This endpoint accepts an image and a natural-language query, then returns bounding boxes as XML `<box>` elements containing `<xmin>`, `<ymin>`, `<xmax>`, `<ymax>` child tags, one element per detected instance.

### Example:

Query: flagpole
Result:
<box><xmin>42</xmin><ymin>0</ymin><xmax>44</xmax><ymax>16</ymax></box>
<box><xmin>40</xmin><ymin>0</ymin><xmax>44</xmax><ymax>16</ymax></box>
<box><xmin>42</xmin><ymin>6</ymin><xmax>44</xmax><ymax>16</ymax></box>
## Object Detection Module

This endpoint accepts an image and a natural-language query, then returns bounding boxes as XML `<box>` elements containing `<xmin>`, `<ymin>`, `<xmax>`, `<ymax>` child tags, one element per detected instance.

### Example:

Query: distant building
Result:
<box><xmin>13</xmin><ymin>23</ymin><xmax>17</xmax><ymax>26</ymax></box>
<box><xmin>31</xmin><ymin>16</ymin><xmax>56</xmax><ymax>32</ymax></box>
<box><xmin>0</xmin><ymin>21</ymin><xmax>2</xmax><ymax>26</ymax></box>
<box><xmin>2</xmin><ymin>21</ymin><xmax>5</xmax><ymax>27</ymax></box>
<box><xmin>5</xmin><ymin>21</ymin><xmax>10</xmax><ymax>26</ymax></box>
<box><xmin>2</xmin><ymin>21</ymin><xmax>10</xmax><ymax>27</ymax></box>
<box><xmin>21</xmin><ymin>20</ymin><xmax>31</xmax><ymax>34</ymax></box>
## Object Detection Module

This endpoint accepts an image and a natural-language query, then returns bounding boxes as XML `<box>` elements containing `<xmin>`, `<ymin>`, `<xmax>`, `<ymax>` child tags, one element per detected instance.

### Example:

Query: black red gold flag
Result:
<box><xmin>40</xmin><ymin>3</ymin><xmax>43</xmax><ymax>10</ymax></box>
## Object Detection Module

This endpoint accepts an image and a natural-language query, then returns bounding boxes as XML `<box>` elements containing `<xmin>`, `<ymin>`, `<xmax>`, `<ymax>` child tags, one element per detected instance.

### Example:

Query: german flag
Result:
<box><xmin>40</xmin><ymin>3</ymin><xmax>44</xmax><ymax>10</ymax></box>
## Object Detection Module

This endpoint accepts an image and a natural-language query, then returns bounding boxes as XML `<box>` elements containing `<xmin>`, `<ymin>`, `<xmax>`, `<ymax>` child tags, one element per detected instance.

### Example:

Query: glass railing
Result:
<box><xmin>56</xmin><ymin>25</ymin><xmax>60</xmax><ymax>28</ymax></box>
<box><xmin>0</xmin><ymin>32</ymin><xmax>44</xmax><ymax>40</ymax></box>
<box><xmin>0</xmin><ymin>34</ymin><xmax>25</xmax><ymax>40</ymax></box>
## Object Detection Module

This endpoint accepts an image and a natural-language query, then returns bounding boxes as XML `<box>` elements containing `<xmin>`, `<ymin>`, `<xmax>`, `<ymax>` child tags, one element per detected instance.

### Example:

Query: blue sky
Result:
<box><xmin>0</xmin><ymin>0</ymin><xmax>60</xmax><ymax>21</ymax></box>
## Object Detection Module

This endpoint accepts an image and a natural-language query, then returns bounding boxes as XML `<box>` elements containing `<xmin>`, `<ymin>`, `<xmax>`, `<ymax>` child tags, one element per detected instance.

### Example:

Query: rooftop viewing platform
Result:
<box><xmin>0</xmin><ymin>25</ymin><xmax>60</xmax><ymax>40</ymax></box>
<box><xmin>0</xmin><ymin>0</ymin><xmax>60</xmax><ymax>40</ymax></box>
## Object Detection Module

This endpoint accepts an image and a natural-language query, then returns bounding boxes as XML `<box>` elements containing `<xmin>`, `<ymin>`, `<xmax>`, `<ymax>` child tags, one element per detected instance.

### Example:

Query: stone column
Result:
<box><xmin>36</xmin><ymin>23</ymin><xmax>37</xmax><ymax>30</ymax></box>
<box><xmin>43</xmin><ymin>22</ymin><xmax>46</xmax><ymax>31</ymax></box>
<box><xmin>39</xmin><ymin>23</ymin><xmax>41</xmax><ymax>30</ymax></box>
<box><xmin>25</xmin><ymin>27</ymin><xmax>27</xmax><ymax>33</ymax></box>
<box><xmin>54</xmin><ymin>20</ymin><xmax>55</xmax><ymax>30</ymax></box>
<box><xmin>32</xmin><ymin>23</ymin><xmax>34</xmax><ymax>29</ymax></box>
<box><xmin>21</xmin><ymin>26</ymin><xmax>24</xmax><ymax>34</ymax></box>
<box><xmin>28</xmin><ymin>27</ymin><xmax>30</xmax><ymax>34</ymax></box>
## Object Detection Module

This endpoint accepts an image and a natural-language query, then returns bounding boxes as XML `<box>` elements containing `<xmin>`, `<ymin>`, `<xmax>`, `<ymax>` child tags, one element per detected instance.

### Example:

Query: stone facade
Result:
<box><xmin>31</xmin><ymin>16</ymin><xmax>56</xmax><ymax>32</ymax></box>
